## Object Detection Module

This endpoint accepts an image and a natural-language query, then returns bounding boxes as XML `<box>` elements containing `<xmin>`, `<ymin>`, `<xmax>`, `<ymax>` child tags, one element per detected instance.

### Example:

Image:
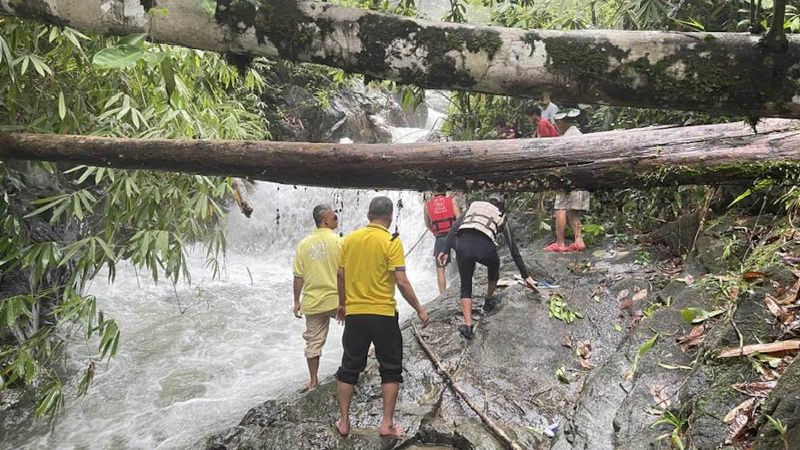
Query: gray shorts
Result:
<box><xmin>554</xmin><ymin>190</ymin><xmax>590</xmax><ymax>211</ymax></box>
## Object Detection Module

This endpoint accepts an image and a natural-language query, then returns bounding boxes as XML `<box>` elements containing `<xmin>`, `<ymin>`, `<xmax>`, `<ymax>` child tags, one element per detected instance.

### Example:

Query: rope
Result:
<box><xmin>404</xmin><ymin>229</ymin><xmax>429</xmax><ymax>257</ymax></box>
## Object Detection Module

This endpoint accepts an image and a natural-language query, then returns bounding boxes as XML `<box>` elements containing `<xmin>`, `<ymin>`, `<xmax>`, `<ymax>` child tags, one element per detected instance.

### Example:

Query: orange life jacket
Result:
<box><xmin>426</xmin><ymin>195</ymin><xmax>456</xmax><ymax>236</ymax></box>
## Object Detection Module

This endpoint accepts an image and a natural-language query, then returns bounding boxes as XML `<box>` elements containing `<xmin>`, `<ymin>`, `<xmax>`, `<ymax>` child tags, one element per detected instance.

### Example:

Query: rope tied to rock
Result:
<box><xmin>409</xmin><ymin>321</ymin><xmax>524</xmax><ymax>450</ymax></box>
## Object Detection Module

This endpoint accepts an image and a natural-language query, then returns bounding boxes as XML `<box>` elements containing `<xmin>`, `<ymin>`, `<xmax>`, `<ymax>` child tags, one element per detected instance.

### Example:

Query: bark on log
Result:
<box><xmin>1</xmin><ymin>120</ymin><xmax>800</xmax><ymax>192</ymax></box>
<box><xmin>2</xmin><ymin>0</ymin><xmax>800</xmax><ymax>118</ymax></box>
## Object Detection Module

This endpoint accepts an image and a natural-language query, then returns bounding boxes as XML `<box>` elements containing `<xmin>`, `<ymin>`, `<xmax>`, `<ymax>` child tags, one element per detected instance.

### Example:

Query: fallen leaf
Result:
<box><xmin>742</xmin><ymin>271</ymin><xmax>766</xmax><ymax>281</ymax></box>
<box><xmin>617</xmin><ymin>289</ymin><xmax>630</xmax><ymax>301</ymax></box>
<box><xmin>576</xmin><ymin>340</ymin><xmax>592</xmax><ymax>358</ymax></box>
<box><xmin>723</xmin><ymin>397</ymin><xmax>758</xmax><ymax>443</ymax></box>
<box><xmin>578</xmin><ymin>358</ymin><xmax>594</xmax><ymax>370</ymax></box>
<box><xmin>718</xmin><ymin>339</ymin><xmax>800</xmax><ymax>358</ymax></box>
<box><xmin>619</xmin><ymin>297</ymin><xmax>635</xmax><ymax>312</ymax></box>
<box><xmin>728</xmin><ymin>286</ymin><xmax>740</xmax><ymax>302</ymax></box>
<box><xmin>777</xmin><ymin>273</ymin><xmax>800</xmax><ymax>305</ymax></box>
<box><xmin>731</xmin><ymin>380</ymin><xmax>777</xmax><ymax>398</ymax></box>
<box><xmin>675</xmin><ymin>274</ymin><xmax>694</xmax><ymax>285</ymax></box>
<box><xmin>649</xmin><ymin>384</ymin><xmax>671</xmax><ymax>408</ymax></box>
<box><xmin>676</xmin><ymin>324</ymin><xmax>707</xmax><ymax>350</ymax></box>
<box><xmin>562</xmin><ymin>335</ymin><xmax>573</xmax><ymax>348</ymax></box>
<box><xmin>765</xmin><ymin>294</ymin><xmax>794</xmax><ymax>324</ymax></box>
<box><xmin>658</xmin><ymin>362</ymin><xmax>693</xmax><ymax>370</ymax></box>
<box><xmin>632</xmin><ymin>289</ymin><xmax>648</xmax><ymax>302</ymax></box>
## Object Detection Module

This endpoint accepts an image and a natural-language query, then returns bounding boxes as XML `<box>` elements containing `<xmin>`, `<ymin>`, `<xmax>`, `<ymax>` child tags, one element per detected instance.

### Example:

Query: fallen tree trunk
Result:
<box><xmin>1</xmin><ymin>120</ymin><xmax>799</xmax><ymax>192</ymax></box>
<box><xmin>2</xmin><ymin>1</ymin><xmax>800</xmax><ymax>118</ymax></box>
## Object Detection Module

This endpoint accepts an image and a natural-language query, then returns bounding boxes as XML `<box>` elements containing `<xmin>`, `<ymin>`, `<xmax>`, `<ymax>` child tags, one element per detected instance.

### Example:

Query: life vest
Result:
<box><xmin>459</xmin><ymin>201</ymin><xmax>504</xmax><ymax>243</ymax></box>
<box><xmin>426</xmin><ymin>195</ymin><xmax>456</xmax><ymax>236</ymax></box>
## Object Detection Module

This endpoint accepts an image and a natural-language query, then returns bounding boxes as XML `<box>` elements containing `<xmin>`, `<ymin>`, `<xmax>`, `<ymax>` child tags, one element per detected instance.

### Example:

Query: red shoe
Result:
<box><xmin>568</xmin><ymin>242</ymin><xmax>586</xmax><ymax>252</ymax></box>
<box><xmin>544</xmin><ymin>243</ymin><xmax>570</xmax><ymax>252</ymax></box>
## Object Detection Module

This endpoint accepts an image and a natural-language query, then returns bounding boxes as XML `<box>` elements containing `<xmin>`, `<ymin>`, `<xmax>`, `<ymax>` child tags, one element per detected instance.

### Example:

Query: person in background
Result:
<box><xmin>540</xmin><ymin>92</ymin><xmax>559</xmax><ymax>123</ymax></box>
<box><xmin>545</xmin><ymin>109</ymin><xmax>591</xmax><ymax>252</ymax></box>
<box><xmin>438</xmin><ymin>194</ymin><xmax>536</xmax><ymax>339</ymax></box>
<box><xmin>526</xmin><ymin>104</ymin><xmax>560</xmax><ymax>138</ymax></box>
<box><xmin>493</xmin><ymin>119</ymin><xmax>519</xmax><ymax>139</ymax></box>
<box><xmin>292</xmin><ymin>204</ymin><xmax>342</xmax><ymax>391</ymax></box>
<box><xmin>335</xmin><ymin>196</ymin><xmax>429</xmax><ymax>439</ymax></box>
<box><xmin>424</xmin><ymin>192</ymin><xmax>462</xmax><ymax>294</ymax></box>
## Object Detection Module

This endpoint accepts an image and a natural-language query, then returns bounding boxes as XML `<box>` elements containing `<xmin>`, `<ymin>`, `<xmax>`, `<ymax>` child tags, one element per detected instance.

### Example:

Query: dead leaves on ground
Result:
<box><xmin>724</xmin><ymin>397</ymin><xmax>758</xmax><ymax>444</ymax></box>
<box><xmin>676</xmin><ymin>323</ymin><xmax>709</xmax><ymax>350</ymax></box>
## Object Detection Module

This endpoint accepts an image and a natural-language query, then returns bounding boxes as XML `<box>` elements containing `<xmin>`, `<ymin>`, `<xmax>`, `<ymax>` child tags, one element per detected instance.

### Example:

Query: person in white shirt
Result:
<box><xmin>541</xmin><ymin>92</ymin><xmax>559</xmax><ymax>123</ymax></box>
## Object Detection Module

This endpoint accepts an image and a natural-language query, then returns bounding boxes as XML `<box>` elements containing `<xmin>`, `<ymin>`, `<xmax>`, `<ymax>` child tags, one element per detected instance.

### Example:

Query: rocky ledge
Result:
<box><xmin>203</xmin><ymin>216</ymin><xmax>800</xmax><ymax>450</ymax></box>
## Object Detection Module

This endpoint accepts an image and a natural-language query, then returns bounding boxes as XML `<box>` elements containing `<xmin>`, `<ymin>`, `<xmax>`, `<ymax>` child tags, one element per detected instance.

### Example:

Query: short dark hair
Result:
<box><xmin>312</xmin><ymin>204</ymin><xmax>331</xmax><ymax>227</ymax></box>
<box><xmin>526</xmin><ymin>104</ymin><xmax>542</xmax><ymax>117</ymax></box>
<box><xmin>367</xmin><ymin>196</ymin><xmax>393</xmax><ymax>221</ymax></box>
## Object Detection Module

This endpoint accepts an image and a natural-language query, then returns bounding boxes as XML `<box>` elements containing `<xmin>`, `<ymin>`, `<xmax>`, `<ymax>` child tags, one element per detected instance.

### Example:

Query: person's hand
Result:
<box><xmin>293</xmin><ymin>301</ymin><xmax>302</xmax><ymax>319</ymax></box>
<box><xmin>417</xmin><ymin>307</ymin><xmax>430</xmax><ymax>327</ymax></box>
<box><xmin>524</xmin><ymin>276</ymin><xmax>537</xmax><ymax>290</ymax></box>
<box><xmin>436</xmin><ymin>252</ymin><xmax>448</xmax><ymax>267</ymax></box>
<box><xmin>336</xmin><ymin>305</ymin><xmax>346</xmax><ymax>325</ymax></box>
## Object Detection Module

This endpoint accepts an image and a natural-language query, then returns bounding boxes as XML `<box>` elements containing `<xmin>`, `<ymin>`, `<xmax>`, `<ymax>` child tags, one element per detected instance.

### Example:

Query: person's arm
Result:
<box><xmin>293</xmin><ymin>276</ymin><xmax>304</xmax><ymax>318</ymax></box>
<box><xmin>452</xmin><ymin>200</ymin><xmax>462</xmax><ymax>218</ymax></box>
<box><xmin>504</xmin><ymin>223</ymin><xmax>529</xmax><ymax>279</ymax></box>
<box><xmin>443</xmin><ymin>215</ymin><xmax>464</xmax><ymax>253</ymax></box>
<box><xmin>394</xmin><ymin>270</ymin><xmax>429</xmax><ymax>326</ymax></box>
<box><xmin>336</xmin><ymin>267</ymin><xmax>346</xmax><ymax>323</ymax></box>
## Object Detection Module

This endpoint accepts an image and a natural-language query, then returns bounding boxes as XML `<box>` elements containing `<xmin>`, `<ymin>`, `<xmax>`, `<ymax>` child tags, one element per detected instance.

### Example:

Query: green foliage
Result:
<box><xmin>581</xmin><ymin>222</ymin><xmax>606</xmax><ymax>247</ymax></box>
<box><xmin>652</xmin><ymin>410</ymin><xmax>687</xmax><ymax>450</ymax></box>
<box><xmin>0</xmin><ymin>19</ymin><xmax>268</xmax><ymax>418</ymax></box>
<box><xmin>548</xmin><ymin>293</ymin><xmax>584</xmax><ymax>323</ymax></box>
<box><xmin>624</xmin><ymin>332</ymin><xmax>659</xmax><ymax>379</ymax></box>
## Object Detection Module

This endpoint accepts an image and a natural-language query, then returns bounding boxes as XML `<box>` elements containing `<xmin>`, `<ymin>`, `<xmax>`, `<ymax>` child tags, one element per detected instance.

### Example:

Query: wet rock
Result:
<box><xmin>754</xmin><ymin>357</ymin><xmax>800</xmax><ymax>450</ymax></box>
<box><xmin>647</xmin><ymin>212</ymin><xmax>701</xmax><ymax>256</ymax></box>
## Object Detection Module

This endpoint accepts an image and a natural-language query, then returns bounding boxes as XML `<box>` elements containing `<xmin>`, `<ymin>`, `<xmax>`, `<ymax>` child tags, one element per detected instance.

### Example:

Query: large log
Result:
<box><xmin>2</xmin><ymin>1</ymin><xmax>800</xmax><ymax>118</ymax></box>
<box><xmin>1</xmin><ymin>120</ymin><xmax>799</xmax><ymax>192</ymax></box>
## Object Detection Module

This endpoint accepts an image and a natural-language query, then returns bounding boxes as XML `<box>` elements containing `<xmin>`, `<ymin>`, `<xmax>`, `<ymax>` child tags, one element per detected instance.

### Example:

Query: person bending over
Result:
<box><xmin>438</xmin><ymin>194</ymin><xmax>535</xmax><ymax>339</ymax></box>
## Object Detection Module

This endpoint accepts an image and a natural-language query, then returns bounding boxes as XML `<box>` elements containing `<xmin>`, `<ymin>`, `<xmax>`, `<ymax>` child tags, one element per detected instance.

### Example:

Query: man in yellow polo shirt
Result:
<box><xmin>334</xmin><ymin>196</ymin><xmax>429</xmax><ymax>440</ymax></box>
<box><xmin>292</xmin><ymin>204</ymin><xmax>341</xmax><ymax>391</ymax></box>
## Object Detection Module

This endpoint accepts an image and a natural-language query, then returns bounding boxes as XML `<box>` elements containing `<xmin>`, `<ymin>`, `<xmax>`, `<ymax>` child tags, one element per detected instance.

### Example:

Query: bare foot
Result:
<box><xmin>335</xmin><ymin>418</ymin><xmax>350</xmax><ymax>437</ymax></box>
<box><xmin>301</xmin><ymin>380</ymin><xmax>318</xmax><ymax>392</ymax></box>
<box><xmin>378</xmin><ymin>422</ymin><xmax>405</xmax><ymax>439</ymax></box>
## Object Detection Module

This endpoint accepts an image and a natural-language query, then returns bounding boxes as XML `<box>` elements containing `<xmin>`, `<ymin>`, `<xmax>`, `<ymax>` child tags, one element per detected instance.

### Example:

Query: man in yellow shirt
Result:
<box><xmin>292</xmin><ymin>204</ymin><xmax>341</xmax><ymax>391</ymax></box>
<box><xmin>334</xmin><ymin>196</ymin><xmax>429</xmax><ymax>440</ymax></box>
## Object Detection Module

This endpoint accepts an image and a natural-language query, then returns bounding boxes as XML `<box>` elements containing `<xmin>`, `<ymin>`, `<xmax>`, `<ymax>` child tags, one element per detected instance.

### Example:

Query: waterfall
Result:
<box><xmin>3</xmin><ymin>109</ymin><xmax>446</xmax><ymax>450</ymax></box>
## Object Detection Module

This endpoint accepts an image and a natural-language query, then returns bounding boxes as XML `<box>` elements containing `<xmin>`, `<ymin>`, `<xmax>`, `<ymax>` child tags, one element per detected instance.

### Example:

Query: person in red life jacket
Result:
<box><xmin>526</xmin><ymin>104</ymin><xmax>560</xmax><ymax>138</ymax></box>
<box><xmin>424</xmin><ymin>192</ymin><xmax>462</xmax><ymax>294</ymax></box>
<box><xmin>437</xmin><ymin>194</ymin><xmax>537</xmax><ymax>339</ymax></box>
<box><xmin>493</xmin><ymin>119</ymin><xmax>519</xmax><ymax>139</ymax></box>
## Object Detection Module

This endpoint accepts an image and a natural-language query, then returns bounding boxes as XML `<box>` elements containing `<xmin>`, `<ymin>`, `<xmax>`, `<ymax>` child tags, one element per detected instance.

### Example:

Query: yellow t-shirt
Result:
<box><xmin>293</xmin><ymin>228</ymin><xmax>342</xmax><ymax>315</ymax></box>
<box><xmin>340</xmin><ymin>223</ymin><xmax>405</xmax><ymax>317</ymax></box>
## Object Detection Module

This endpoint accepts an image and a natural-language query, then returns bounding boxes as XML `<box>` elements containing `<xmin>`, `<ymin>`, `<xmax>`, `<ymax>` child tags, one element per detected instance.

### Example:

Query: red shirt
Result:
<box><xmin>537</xmin><ymin>119</ymin><xmax>560</xmax><ymax>137</ymax></box>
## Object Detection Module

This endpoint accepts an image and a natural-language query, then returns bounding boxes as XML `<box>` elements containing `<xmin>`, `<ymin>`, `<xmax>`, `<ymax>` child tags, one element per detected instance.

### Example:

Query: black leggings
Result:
<box><xmin>455</xmin><ymin>230</ymin><xmax>500</xmax><ymax>298</ymax></box>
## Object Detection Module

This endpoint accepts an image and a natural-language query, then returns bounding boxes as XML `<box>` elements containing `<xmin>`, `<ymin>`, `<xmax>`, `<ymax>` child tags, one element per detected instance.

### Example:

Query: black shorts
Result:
<box><xmin>433</xmin><ymin>235</ymin><xmax>452</xmax><ymax>267</ymax></box>
<box><xmin>336</xmin><ymin>313</ymin><xmax>403</xmax><ymax>385</ymax></box>
<box><xmin>455</xmin><ymin>230</ymin><xmax>500</xmax><ymax>298</ymax></box>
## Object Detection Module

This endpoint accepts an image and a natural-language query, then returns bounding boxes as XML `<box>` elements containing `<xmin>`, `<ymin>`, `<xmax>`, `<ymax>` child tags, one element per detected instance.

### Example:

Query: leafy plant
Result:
<box><xmin>652</xmin><ymin>410</ymin><xmax>687</xmax><ymax>450</ymax></box>
<box><xmin>548</xmin><ymin>293</ymin><xmax>584</xmax><ymax>323</ymax></box>
<box><xmin>624</xmin><ymin>332</ymin><xmax>659</xmax><ymax>380</ymax></box>
<box><xmin>766</xmin><ymin>414</ymin><xmax>789</xmax><ymax>450</ymax></box>
<box><xmin>0</xmin><ymin>19</ymin><xmax>268</xmax><ymax>418</ymax></box>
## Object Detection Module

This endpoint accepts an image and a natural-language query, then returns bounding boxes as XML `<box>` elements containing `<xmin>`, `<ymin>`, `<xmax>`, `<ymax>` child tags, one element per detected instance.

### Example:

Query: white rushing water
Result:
<box><xmin>3</xmin><ymin>116</ymin><xmax>446</xmax><ymax>450</ymax></box>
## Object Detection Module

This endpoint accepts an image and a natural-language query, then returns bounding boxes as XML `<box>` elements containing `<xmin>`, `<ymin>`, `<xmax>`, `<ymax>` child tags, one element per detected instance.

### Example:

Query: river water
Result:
<box><xmin>3</xmin><ymin>117</ymin><xmax>445</xmax><ymax>449</ymax></box>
